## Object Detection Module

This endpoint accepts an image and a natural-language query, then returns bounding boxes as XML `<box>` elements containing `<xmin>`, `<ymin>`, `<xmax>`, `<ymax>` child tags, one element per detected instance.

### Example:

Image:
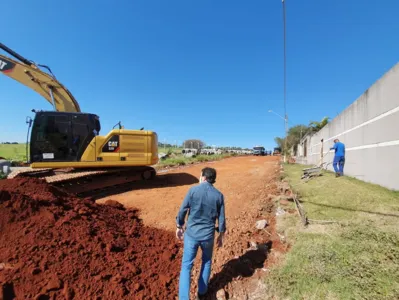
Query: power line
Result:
<box><xmin>282</xmin><ymin>0</ymin><xmax>288</xmax><ymax>162</ymax></box>
<box><xmin>282</xmin><ymin>0</ymin><xmax>287</xmax><ymax>120</ymax></box>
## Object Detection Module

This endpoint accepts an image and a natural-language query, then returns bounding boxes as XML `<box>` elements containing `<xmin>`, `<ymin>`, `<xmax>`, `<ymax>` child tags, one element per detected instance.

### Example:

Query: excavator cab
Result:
<box><xmin>27</xmin><ymin>110</ymin><xmax>159</xmax><ymax>169</ymax></box>
<box><xmin>30</xmin><ymin>111</ymin><xmax>101</xmax><ymax>163</ymax></box>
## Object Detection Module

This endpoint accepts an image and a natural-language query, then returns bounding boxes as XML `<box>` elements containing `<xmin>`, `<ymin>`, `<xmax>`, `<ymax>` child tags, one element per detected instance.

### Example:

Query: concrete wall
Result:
<box><xmin>296</xmin><ymin>62</ymin><xmax>399</xmax><ymax>190</ymax></box>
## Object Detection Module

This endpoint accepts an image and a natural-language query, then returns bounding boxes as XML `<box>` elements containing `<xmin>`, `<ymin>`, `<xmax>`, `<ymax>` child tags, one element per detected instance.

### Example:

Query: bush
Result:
<box><xmin>196</xmin><ymin>155</ymin><xmax>211</xmax><ymax>162</ymax></box>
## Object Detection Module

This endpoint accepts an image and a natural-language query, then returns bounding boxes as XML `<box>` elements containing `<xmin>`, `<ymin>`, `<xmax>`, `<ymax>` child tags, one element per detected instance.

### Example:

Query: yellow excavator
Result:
<box><xmin>0</xmin><ymin>42</ymin><xmax>158</xmax><ymax>195</ymax></box>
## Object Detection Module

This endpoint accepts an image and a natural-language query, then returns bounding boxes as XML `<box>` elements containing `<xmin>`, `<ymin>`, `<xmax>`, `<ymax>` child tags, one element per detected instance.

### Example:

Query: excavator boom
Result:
<box><xmin>0</xmin><ymin>43</ymin><xmax>81</xmax><ymax>112</ymax></box>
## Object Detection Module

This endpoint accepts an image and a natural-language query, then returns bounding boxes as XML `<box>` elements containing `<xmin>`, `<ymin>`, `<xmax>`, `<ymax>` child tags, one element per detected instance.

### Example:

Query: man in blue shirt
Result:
<box><xmin>330</xmin><ymin>139</ymin><xmax>346</xmax><ymax>177</ymax></box>
<box><xmin>176</xmin><ymin>167</ymin><xmax>226</xmax><ymax>300</ymax></box>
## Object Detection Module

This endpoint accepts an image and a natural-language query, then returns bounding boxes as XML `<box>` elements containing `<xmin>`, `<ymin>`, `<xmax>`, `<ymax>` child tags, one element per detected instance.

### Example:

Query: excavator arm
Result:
<box><xmin>0</xmin><ymin>42</ymin><xmax>81</xmax><ymax>112</ymax></box>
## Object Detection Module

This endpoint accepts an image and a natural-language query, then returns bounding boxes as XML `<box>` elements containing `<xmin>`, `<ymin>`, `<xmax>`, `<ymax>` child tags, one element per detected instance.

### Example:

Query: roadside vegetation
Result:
<box><xmin>274</xmin><ymin>116</ymin><xmax>330</xmax><ymax>156</ymax></box>
<box><xmin>158</xmin><ymin>153</ymin><xmax>236</xmax><ymax>168</ymax></box>
<box><xmin>267</xmin><ymin>164</ymin><xmax>399</xmax><ymax>300</ymax></box>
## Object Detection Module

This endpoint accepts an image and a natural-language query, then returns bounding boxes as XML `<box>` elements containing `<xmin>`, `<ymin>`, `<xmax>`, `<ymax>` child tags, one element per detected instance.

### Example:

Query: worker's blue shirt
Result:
<box><xmin>176</xmin><ymin>181</ymin><xmax>226</xmax><ymax>241</ymax></box>
<box><xmin>331</xmin><ymin>142</ymin><xmax>345</xmax><ymax>157</ymax></box>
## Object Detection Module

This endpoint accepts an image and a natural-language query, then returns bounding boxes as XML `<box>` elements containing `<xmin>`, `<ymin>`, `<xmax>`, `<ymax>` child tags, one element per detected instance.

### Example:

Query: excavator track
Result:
<box><xmin>9</xmin><ymin>167</ymin><xmax>156</xmax><ymax>197</ymax></box>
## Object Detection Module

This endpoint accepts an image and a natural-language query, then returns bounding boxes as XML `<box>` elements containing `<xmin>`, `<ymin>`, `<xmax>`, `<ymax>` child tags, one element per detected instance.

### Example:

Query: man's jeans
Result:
<box><xmin>179</xmin><ymin>234</ymin><xmax>214</xmax><ymax>300</ymax></box>
<box><xmin>333</xmin><ymin>155</ymin><xmax>345</xmax><ymax>175</ymax></box>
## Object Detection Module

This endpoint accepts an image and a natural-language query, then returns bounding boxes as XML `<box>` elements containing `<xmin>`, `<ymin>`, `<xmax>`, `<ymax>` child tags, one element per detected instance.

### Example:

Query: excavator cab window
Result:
<box><xmin>30</xmin><ymin>113</ymin><xmax>71</xmax><ymax>162</ymax></box>
<box><xmin>30</xmin><ymin>112</ymin><xmax>100</xmax><ymax>163</ymax></box>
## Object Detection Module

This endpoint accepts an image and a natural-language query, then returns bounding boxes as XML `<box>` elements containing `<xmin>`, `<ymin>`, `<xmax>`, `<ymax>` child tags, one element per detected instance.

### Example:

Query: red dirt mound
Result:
<box><xmin>0</xmin><ymin>178</ymin><xmax>181</xmax><ymax>300</ymax></box>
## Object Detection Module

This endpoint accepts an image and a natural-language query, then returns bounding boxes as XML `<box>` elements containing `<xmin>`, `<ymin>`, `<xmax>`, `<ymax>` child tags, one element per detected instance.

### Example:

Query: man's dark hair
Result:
<box><xmin>202</xmin><ymin>167</ymin><xmax>217</xmax><ymax>184</ymax></box>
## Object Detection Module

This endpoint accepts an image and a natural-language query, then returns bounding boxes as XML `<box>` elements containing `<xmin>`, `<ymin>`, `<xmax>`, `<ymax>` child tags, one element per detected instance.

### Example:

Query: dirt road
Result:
<box><xmin>99</xmin><ymin>156</ymin><xmax>278</xmax><ymax>230</ymax></box>
<box><xmin>0</xmin><ymin>155</ymin><xmax>286</xmax><ymax>300</ymax></box>
<box><xmin>98</xmin><ymin>155</ymin><xmax>286</xmax><ymax>298</ymax></box>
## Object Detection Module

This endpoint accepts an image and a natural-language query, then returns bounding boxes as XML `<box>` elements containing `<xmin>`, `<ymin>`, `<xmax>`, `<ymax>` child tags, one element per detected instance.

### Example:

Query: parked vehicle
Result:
<box><xmin>253</xmin><ymin>146</ymin><xmax>266</xmax><ymax>156</ymax></box>
<box><xmin>273</xmin><ymin>147</ymin><xmax>282</xmax><ymax>155</ymax></box>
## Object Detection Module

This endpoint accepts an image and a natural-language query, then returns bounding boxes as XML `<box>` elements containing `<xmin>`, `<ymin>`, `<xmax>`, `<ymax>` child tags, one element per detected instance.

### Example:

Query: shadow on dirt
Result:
<box><xmin>83</xmin><ymin>172</ymin><xmax>199</xmax><ymax>199</ymax></box>
<box><xmin>204</xmin><ymin>241</ymin><xmax>272</xmax><ymax>300</ymax></box>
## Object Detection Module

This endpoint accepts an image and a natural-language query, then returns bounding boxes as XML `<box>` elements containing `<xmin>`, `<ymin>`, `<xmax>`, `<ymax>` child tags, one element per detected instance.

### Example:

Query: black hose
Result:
<box><xmin>0</xmin><ymin>42</ymin><xmax>34</xmax><ymax>66</ymax></box>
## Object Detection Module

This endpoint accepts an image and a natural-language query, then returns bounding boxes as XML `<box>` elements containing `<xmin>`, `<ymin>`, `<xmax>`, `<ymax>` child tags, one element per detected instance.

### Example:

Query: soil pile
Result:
<box><xmin>0</xmin><ymin>178</ymin><xmax>181</xmax><ymax>300</ymax></box>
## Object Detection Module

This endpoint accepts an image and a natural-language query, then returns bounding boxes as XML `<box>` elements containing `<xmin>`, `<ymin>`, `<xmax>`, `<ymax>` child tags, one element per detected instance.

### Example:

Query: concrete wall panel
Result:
<box><xmin>296</xmin><ymin>63</ymin><xmax>399</xmax><ymax>190</ymax></box>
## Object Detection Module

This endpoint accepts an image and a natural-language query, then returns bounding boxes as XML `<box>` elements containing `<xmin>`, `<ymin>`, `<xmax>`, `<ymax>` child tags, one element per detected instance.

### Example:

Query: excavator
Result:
<box><xmin>0</xmin><ymin>42</ymin><xmax>159</xmax><ymax>195</ymax></box>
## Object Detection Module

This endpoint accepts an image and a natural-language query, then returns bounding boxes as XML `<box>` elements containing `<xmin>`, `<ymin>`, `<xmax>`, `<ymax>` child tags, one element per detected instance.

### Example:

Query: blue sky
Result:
<box><xmin>1</xmin><ymin>0</ymin><xmax>398</xmax><ymax>149</ymax></box>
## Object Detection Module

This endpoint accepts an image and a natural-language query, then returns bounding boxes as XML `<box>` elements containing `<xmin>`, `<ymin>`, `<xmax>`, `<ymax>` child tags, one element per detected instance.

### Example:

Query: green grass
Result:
<box><xmin>266</xmin><ymin>164</ymin><xmax>399</xmax><ymax>300</ymax></box>
<box><xmin>0</xmin><ymin>143</ymin><xmax>27</xmax><ymax>161</ymax></box>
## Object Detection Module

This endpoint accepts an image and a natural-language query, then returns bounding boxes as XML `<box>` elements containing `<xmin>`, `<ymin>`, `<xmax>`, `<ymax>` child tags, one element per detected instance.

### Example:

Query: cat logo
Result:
<box><xmin>108</xmin><ymin>140</ymin><xmax>119</xmax><ymax>151</ymax></box>
<box><xmin>102</xmin><ymin>136</ymin><xmax>120</xmax><ymax>152</ymax></box>
<box><xmin>0</xmin><ymin>60</ymin><xmax>7</xmax><ymax>70</ymax></box>
<box><xmin>108</xmin><ymin>141</ymin><xmax>119</xmax><ymax>152</ymax></box>
<box><xmin>0</xmin><ymin>58</ymin><xmax>15</xmax><ymax>72</ymax></box>
<box><xmin>108</xmin><ymin>141</ymin><xmax>118</xmax><ymax>147</ymax></box>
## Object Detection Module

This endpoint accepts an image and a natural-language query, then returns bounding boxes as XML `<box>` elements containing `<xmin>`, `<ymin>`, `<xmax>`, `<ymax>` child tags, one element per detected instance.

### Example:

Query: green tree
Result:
<box><xmin>287</xmin><ymin>125</ymin><xmax>310</xmax><ymax>154</ymax></box>
<box><xmin>309</xmin><ymin>116</ymin><xmax>330</xmax><ymax>132</ymax></box>
<box><xmin>275</xmin><ymin>124</ymin><xmax>310</xmax><ymax>155</ymax></box>
<box><xmin>274</xmin><ymin>137</ymin><xmax>285</xmax><ymax>150</ymax></box>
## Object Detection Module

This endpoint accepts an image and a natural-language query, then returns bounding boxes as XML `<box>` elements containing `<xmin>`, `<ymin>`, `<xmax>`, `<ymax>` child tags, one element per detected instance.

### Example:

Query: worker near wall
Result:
<box><xmin>330</xmin><ymin>139</ymin><xmax>346</xmax><ymax>177</ymax></box>
<box><xmin>176</xmin><ymin>167</ymin><xmax>226</xmax><ymax>300</ymax></box>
